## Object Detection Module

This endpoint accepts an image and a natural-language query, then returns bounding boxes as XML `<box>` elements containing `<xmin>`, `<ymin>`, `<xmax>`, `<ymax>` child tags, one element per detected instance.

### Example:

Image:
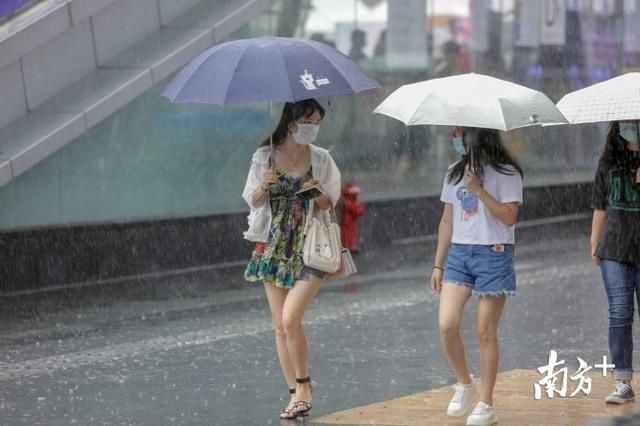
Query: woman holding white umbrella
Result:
<box><xmin>374</xmin><ymin>73</ymin><xmax>565</xmax><ymax>425</ymax></box>
<box><xmin>590</xmin><ymin>119</ymin><xmax>640</xmax><ymax>404</ymax></box>
<box><xmin>430</xmin><ymin>127</ymin><xmax>523</xmax><ymax>425</ymax></box>
<box><xmin>557</xmin><ymin>72</ymin><xmax>640</xmax><ymax>404</ymax></box>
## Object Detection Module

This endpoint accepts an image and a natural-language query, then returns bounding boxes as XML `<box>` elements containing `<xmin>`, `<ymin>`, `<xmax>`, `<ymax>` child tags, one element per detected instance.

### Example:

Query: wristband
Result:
<box><xmin>433</xmin><ymin>266</ymin><xmax>444</xmax><ymax>271</ymax></box>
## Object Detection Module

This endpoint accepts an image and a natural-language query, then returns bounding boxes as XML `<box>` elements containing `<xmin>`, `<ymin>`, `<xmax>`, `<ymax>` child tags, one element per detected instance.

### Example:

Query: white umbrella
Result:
<box><xmin>556</xmin><ymin>72</ymin><xmax>640</xmax><ymax>124</ymax></box>
<box><xmin>373</xmin><ymin>73</ymin><xmax>568</xmax><ymax>131</ymax></box>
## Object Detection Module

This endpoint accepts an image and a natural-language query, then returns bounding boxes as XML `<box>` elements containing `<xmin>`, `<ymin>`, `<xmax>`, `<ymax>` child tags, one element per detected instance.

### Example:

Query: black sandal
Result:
<box><xmin>290</xmin><ymin>377</ymin><xmax>313</xmax><ymax>417</ymax></box>
<box><xmin>279</xmin><ymin>388</ymin><xmax>297</xmax><ymax>419</ymax></box>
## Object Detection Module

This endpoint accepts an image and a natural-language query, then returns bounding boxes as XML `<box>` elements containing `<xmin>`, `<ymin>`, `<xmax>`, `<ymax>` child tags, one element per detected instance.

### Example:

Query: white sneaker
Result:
<box><xmin>605</xmin><ymin>381</ymin><xmax>635</xmax><ymax>404</ymax></box>
<box><xmin>466</xmin><ymin>401</ymin><xmax>497</xmax><ymax>425</ymax></box>
<box><xmin>447</xmin><ymin>379</ymin><xmax>478</xmax><ymax>417</ymax></box>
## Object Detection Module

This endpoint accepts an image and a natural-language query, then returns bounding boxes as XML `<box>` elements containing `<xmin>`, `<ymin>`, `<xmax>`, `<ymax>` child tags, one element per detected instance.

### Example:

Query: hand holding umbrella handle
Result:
<box><xmin>261</xmin><ymin>169</ymin><xmax>277</xmax><ymax>191</ymax></box>
<box><xmin>262</xmin><ymin>144</ymin><xmax>276</xmax><ymax>192</ymax></box>
<box><xmin>464</xmin><ymin>168</ymin><xmax>483</xmax><ymax>194</ymax></box>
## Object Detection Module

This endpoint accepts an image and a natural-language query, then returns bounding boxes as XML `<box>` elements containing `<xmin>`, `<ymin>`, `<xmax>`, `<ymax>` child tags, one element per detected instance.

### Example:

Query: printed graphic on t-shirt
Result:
<box><xmin>608</xmin><ymin>169</ymin><xmax>640</xmax><ymax>211</ymax></box>
<box><xmin>456</xmin><ymin>186</ymin><xmax>479</xmax><ymax>220</ymax></box>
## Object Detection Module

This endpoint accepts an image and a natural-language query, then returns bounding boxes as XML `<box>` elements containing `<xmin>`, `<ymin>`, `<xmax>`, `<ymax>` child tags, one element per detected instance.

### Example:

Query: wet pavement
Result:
<box><xmin>1</xmin><ymin>217</ymin><xmax>636</xmax><ymax>425</ymax></box>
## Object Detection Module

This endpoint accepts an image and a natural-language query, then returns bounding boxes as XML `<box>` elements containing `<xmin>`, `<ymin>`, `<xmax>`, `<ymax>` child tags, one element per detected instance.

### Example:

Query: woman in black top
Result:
<box><xmin>591</xmin><ymin>120</ymin><xmax>640</xmax><ymax>404</ymax></box>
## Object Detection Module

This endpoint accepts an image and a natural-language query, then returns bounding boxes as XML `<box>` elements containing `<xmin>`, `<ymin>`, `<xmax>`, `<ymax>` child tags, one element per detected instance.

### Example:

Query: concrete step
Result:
<box><xmin>0</xmin><ymin>0</ymin><xmax>269</xmax><ymax>188</ymax></box>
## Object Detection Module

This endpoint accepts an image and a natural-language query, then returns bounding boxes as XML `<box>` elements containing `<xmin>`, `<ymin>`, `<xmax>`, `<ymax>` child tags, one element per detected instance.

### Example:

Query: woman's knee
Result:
<box><xmin>476</xmin><ymin>326</ymin><xmax>498</xmax><ymax>345</ymax></box>
<box><xmin>282</xmin><ymin>313</ymin><xmax>302</xmax><ymax>334</ymax></box>
<box><xmin>439</xmin><ymin>321</ymin><xmax>460</xmax><ymax>340</ymax></box>
<box><xmin>609</xmin><ymin>305</ymin><xmax>634</xmax><ymax>326</ymax></box>
<box><xmin>271</xmin><ymin>316</ymin><xmax>286</xmax><ymax>338</ymax></box>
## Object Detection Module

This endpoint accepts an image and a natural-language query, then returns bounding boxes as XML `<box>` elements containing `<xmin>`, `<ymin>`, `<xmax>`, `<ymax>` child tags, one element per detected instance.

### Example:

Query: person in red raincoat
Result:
<box><xmin>339</xmin><ymin>182</ymin><xmax>365</xmax><ymax>252</ymax></box>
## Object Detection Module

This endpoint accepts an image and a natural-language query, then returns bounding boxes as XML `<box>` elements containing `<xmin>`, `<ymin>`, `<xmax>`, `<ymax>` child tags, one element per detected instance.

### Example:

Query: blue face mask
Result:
<box><xmin>452</xmin><ymin>137</ymin><xmax>467</xmax><ymax>155</ymax></box>
<box><xmin>620</xmin><ymin>123</ymin><xmax>639</xmax><ymax>144</ymax></box>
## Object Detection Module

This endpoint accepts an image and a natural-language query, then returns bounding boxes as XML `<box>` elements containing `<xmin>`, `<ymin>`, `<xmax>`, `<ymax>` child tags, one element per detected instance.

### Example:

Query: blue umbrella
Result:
<box><xmin>161</xmin><ymin>36</ymin><xmax>380</xmax><ymax>105</ymax></box>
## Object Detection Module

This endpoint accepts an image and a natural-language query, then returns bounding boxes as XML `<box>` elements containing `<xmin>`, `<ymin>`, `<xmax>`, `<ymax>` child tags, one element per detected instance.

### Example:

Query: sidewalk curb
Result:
<box><xmin>0</xmin><ymin>214</ymin><xmax>591</xmax><ymax>304</ymax></box>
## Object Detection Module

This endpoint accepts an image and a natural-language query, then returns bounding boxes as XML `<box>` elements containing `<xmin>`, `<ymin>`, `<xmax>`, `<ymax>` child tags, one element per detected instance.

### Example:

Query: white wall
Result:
<box><xmin>0</xmin><ymin>61</ymin><xmax>27</xmax><ymax>129</ymax></box>
<box><xmin>92</xmin><ymin>0</ymin><xmax>161</xmax><ymax>66</ymax></box>
<box><xmin>22</xmin><ymin>19</ymin><xmax>96</xmax><ymax>109</ymax></box>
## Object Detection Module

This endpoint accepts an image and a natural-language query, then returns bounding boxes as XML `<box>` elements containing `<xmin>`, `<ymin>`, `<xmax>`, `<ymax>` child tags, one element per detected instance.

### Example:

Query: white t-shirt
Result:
<box><xmin>440</xmin><ymin>163</ymin><xmax>523</xmax><ymax>245</ymax></box>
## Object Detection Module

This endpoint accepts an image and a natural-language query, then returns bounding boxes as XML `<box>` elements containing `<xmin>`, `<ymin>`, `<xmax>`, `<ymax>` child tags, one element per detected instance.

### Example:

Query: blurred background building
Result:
<box><xmin>0</xmin><ymin>0</ymin><xmax>637</xmax><ymax>291</ymax></box>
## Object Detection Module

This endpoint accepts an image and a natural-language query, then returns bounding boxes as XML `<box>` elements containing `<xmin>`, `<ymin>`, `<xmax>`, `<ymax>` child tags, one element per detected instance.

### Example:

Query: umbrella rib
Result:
<box><xmin>169</xmin><ymin>53</ymin><xmax>212</xmax><ymax>101</ymax></box>
<box><xmin>173</xmin><ymin>43</ymin><xmax>235</xmax><ymax>103</ymax></box>
<box><xmin>496</xmin><ymin>97</ymin><xmax>508</xmax><ymax>131</ymax></box>
<box><xmin>411</xmin><ymin>91</ymin><xmax>436</xmax><ymax>125</ymax></box>
<box><xmin>222</xmin><ymin>44</ymin><xmax>251</xmax><ymax>105</ymax></box>
<box><xmin>274</xmin><ymin>41</ymin><xmax>296</xmax><ymax>102</ymax></box>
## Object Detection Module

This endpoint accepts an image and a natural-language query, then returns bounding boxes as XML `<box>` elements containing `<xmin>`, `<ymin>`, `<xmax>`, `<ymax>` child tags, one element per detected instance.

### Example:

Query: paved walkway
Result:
<box><xmin>314</xmin><ymin>369</ymin><xmax>638</xmax><ymax>425</ymax></box>
<box><xmin>3</xmin><ymin>218</ymin><xmax>640</xmax><ymax>425</ymax></box>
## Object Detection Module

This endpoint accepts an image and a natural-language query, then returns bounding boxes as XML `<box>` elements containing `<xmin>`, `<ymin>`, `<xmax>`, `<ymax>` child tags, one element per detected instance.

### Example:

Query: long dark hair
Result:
<box><xmin>260</xmin><ymin>99</ymin><xmax>326</xmax><ymax>147</ymax></box>
<box><xmin>447</xmin><ymin>128</ymin><xmax>524</xmax><ymax>184</ymax></box>
<box><xmin>599</xmin><ymin>121</ymin><xmax>632</xmax><ymax>168</ymax></box>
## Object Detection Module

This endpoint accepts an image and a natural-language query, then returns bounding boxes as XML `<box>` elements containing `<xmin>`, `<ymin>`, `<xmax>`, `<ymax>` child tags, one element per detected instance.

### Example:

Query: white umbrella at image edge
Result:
<box><xmin>556</xmin><ymin>72</ymin><xmax>640</xmax><ymax>124</ymax></box>
<box><xmin>373</xmin><ymin>73</ymin><xmax>568</xmax><ymax>131</ymax></box>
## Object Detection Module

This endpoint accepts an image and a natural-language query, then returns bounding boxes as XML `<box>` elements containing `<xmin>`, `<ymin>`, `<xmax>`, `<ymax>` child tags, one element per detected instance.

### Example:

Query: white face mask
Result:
<box><xmin>292</xmin><ymin>123</ymin><xmax>319</xmax><ymax>145</ymax></box>
<box><xmin>452</xmin><ymin>136</ymin><xmax>467</xmax><ymax>155</ymax></box>
<box><xmin>620</xmin><ymin>123</ymin><xmax>640</xmax><ymax>144</ymax></box>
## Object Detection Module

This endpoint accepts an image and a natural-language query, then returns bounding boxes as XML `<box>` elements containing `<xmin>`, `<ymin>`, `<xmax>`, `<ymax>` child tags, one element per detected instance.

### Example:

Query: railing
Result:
<box><xmin>0</xmin><ymin>0</ymin><xmax>42</xmax><ymax>23</ymax></box>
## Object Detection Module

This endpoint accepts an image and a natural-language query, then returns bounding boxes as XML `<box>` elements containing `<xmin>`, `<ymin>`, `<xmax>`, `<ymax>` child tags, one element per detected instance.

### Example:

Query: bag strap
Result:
<box><xmin>307</xmin><ymin>197</ymin><xmax>315</xmax><ymax>223</ymax></box>
<box><xmin>327</xmin><ymin>203</ymin><xmax>344</xmax><ymax>250</ymax></box>
<box><xmin>326</xmin><ymin>202</ymin><xmax>338</xmax><ymax>224</ymax></box>
<box><xmin>304</xmin><ymin>199</ymin><xmax>344</xmax><ymax>249</ymax></box>
<box><xmin>306</xmin><ymin>200</ymin><xmax>336</xmax><ymax>224</ymax></box>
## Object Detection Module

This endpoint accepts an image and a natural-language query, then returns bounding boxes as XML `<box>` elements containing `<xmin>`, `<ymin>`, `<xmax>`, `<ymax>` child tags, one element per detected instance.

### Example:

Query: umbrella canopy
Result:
<box><xmin>556</xmin><ymin>72</ymin><xmax>640</xmax><ymax>124</ymax></box>
<box><xmin>373</xmin><ymin>73</ymin><xmax>568</xmax><ymax>131</ymax></box>
<box><xmin>162</xmin><ymin>36</ymin><xmax>380</xmax><ymax>105</ymax></box>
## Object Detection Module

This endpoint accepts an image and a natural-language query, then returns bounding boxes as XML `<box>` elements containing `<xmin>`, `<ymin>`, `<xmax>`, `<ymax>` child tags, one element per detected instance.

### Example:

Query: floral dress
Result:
<box><xmin>244</xmin><ymin>166</ymin><xmax>325</xmax><ymax>289</ymax></box>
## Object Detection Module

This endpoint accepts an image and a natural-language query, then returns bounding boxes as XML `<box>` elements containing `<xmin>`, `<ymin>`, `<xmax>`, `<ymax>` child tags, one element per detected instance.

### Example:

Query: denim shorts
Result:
<box><xmin>442</xmin><ymin>243</ymin><xmax>516</xmax><ymax>297</ymax></box>
<box><xmin>299</xmin><ymin>266</ymin><xmax>328</xmax><ymax>281</ymax></box>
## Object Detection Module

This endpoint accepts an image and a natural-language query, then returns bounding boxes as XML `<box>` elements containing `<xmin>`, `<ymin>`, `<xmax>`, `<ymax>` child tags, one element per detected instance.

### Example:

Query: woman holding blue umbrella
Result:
<box><xmin>242</xmin><ymin>98</ymin><xmax>340</xmax><ymax>419</ymax></box>
<box><xmin>162</xmin><ymin>35</ymin><xmax>378</xmax><ymax>420</ymax></box>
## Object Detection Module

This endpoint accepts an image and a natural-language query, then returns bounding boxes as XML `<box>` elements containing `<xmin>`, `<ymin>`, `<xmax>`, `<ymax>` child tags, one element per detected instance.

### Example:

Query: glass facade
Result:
<box><xmin>1</xmin><ymin>0</ymin><xmax>638</xmax><ymax>229</ymax></box>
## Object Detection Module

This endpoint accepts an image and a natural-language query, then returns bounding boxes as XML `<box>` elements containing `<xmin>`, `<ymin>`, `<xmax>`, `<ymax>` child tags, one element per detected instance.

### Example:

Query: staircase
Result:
<box><xmin>0</xmin><ymin>0</ymin><xmax>271</xmax><ymax>188</ymax></box>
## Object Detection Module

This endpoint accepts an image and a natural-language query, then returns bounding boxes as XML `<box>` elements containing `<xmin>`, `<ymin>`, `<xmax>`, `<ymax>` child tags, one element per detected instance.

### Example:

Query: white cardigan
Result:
<box><xmin>242</xmin><ymin>144</ymin><xmax>341</xmax><ymax>242</ymax></box>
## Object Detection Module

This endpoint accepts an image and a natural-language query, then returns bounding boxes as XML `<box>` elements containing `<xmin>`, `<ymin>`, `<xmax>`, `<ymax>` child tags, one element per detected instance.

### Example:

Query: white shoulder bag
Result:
<box><xmin>303</xmin><ymin>201</ymin><xmax>342</xmax><ymax>273</ymax></box>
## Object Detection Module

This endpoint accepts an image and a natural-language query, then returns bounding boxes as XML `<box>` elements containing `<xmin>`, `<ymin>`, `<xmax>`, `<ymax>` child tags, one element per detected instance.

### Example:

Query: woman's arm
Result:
<box><xmin>313</xmin><ymin>192</ymin><xmax>332</xmax><ymax>210</ymax></box>
<box><xmin>243</xmin><ymin>159</ymin><xmax>276</xmax><ymax>208</ymax></box>
<box><xmin>300</xmin><ymin>179</ymin><xmax>332</xmax><ymax>210</ymax></box>
<box><xmin>591</xmin><ymin>209</ymin><xmax>606</xmax><ymax>266</ymax></box>
<box><xmin>590</xmin><ymin>161</ymin><xmax>608</xmax><ymax>266</ymax></box>
<box><xmin>464</xmin><ymin>169</ymin><xmax>520</xmax><ymax>226</ymax></box>
<box><xmin>309</xmin><ymin>153</ymin><xmax>341</xmax><ymax>210</ymax></box>
<box><xmin>431</xmin><ymin>203</ymin><xmax>453</xmax><ymax>294</ymax></box>
<box><xmin>474</xmin><ymin>189</ymin><xmax>520</xmax><ymax>226</ymax></box>
<box><xmin>251</xmin><ymin>183</ymin><xmax>270</xmax><ymax>207</ymax></box>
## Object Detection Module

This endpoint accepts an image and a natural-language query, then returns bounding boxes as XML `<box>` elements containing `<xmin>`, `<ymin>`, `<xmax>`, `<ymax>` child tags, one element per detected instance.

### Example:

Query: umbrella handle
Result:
<box><xmin>269</xmin><ymin>100</ymin><xmax>274</xmax><ymax>171</ymax></box>
<box><xmin>465</xmin><ymin>149</ymin><xmax>475</xmax><ymax>173</ymax></box>
<box><xmin>269</xmin><ymin>100</ymin><xmax>273</xmax><ymax>149</ymax></box>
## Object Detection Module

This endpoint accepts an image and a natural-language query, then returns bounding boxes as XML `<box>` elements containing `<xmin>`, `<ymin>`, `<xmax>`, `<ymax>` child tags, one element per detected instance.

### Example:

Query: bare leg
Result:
<box><xmin>263</xmin><ymin>284</ymin><xmax>296</xmax><ymax>393</ymax></box>
<box><xmin>282</xmin><ymin>275</ymin><xmax>324</xmax><ymax>403</ymax></box>
<box><xmin>476</xmin><ymin>295</ymin><xmax>507</xmax><ymax>406</ymax></box>
<box><xmin>439</xmin><ymin>283</ymin><xmax>473</xmax><ymax>384</ymax></box>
